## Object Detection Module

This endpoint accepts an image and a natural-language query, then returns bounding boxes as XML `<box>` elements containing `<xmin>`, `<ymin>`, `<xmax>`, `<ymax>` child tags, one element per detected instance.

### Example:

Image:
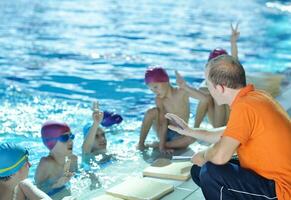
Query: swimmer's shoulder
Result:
<box><xmin>38</xmin><ymin>156</ymin><xmax>56</xmax><ymax>171</ymax></box>
<box><xmin>35</xmin><ymin>157</ymin><xmax>55</xmax><ymax>183</ymax></box>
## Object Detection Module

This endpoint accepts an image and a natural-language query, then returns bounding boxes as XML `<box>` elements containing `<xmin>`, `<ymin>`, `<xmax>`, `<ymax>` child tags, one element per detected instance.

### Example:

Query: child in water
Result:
<box><xmin>82</xmin><ymin>101</ymin><xmax>122</xmax><ymax>164</ymax></box>
<box><xmin>0</xmin><ymin>142</ymin><xmax>51</xmax><ymax>200</ymax></box>
<box><xmin>34</xmin><ymin>121</ymin><xmax>78</xmax><ymax>199</ymax></box>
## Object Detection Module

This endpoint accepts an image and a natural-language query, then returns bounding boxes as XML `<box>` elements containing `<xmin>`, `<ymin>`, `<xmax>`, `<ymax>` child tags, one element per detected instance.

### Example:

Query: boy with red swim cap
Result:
<box><xmin>138</xmin><ymin>66</ymin><xmax>199</xmax><ymax>153</ymax></box>
<box><xmin>34</xmin><ymin>121</ymin><xmax>78</xmax><ymax>199</ymax></box>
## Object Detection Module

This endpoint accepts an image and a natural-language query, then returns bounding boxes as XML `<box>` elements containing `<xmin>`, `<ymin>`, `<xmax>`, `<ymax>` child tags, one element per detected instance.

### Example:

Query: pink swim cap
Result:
<box><xmin>208</xmin><ymin>48</ymin><xmax>228</xmax><ymax>61</ymax></box>
<box><xmin>144</xmin><ymin>66</ymin><xmax>169</xmax><ymax>84</ymax></box>
<box><xmin>41</xmin><ymin>121</ymin><xmax>71</xmax><ymax>150</ymax></box>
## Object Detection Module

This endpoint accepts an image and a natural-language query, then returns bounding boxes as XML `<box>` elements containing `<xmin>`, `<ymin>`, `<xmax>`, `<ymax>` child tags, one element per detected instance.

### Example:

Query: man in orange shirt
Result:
<box><xmin>167</xmin><ymin>55</ymin><xmax>291</xmax><ymax>199</ymax></box>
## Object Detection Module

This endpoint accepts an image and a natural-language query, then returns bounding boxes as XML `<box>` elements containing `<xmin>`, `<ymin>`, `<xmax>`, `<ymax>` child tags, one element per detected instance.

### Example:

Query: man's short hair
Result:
<box><xmin>206</xmin><ymin>55</ymin><xmax>246</xmax><ymax>89</ymax></box>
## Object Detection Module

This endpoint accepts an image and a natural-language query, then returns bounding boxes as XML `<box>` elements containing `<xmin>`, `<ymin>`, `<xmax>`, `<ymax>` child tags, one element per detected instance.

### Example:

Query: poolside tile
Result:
<box><xmin>177</xmin><ymin>178</ymin><xmax>198</xmax><ymax>191</ymax></box>
<box><xmin>92</xmin><ymin>194</ymin><xmax>123</xmax><ymax>200</ymax></box>
<box><xmin>161</xmin><ymin>188</ymin><xmax>193</xmax><ymax>200</ymax></box>
<box><xmin>144</xmin><ymin>177</ymin><xmax>183</xmax><ymax>187</ymax></box>
<box><xmin>184</xmin><ymin>189</ymin><xmax>205</xmax><ymax>200</ymax></box>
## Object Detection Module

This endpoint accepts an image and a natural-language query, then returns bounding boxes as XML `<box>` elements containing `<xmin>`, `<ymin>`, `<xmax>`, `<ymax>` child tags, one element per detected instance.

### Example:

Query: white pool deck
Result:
<box><xmin>83</xmin><ymin>145</ymin><xmax>205</xmax><ymax>200</ymax></box>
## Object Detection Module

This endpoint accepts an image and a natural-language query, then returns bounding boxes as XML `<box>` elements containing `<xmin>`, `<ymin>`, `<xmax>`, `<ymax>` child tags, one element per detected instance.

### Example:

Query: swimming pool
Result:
<box><xmin>0</xmin><ymin>0</ymin><xmax>290</xmax><ymax>198</ymax></box>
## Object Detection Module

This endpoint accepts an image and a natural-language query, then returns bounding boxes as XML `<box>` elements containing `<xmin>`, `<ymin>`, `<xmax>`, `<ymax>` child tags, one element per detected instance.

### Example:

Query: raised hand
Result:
<box><xmin>231</xmin><ymin>22</ymin><xmax>240</xmax><ymax>42</ymax></box>
<box><xmin>175</xmin><ymin>70</ymin><xmax>187</xmax><ymax>89</ymax></box>
<box><xmin>92</xmin><ymin>110</ymin><xmax>104</xmax><ymax>124</ymax></box>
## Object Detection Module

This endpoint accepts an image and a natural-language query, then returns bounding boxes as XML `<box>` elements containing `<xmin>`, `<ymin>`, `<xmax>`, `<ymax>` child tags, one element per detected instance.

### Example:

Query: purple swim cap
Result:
<box><xmin>101</xmin><ymin>111</ymin><xmax>123</xmax><ymax>127</ymax></box>
<box><xmin>208</xmin><ymin>48</ymin><xmax>228</xmax><ymax>61</ymax></box>
<box><xmin>41</xmin><ymin>121</ymin><xmax>71</xmax><ymax>150</ymax></box>
<box><xmin>144</xmin><ymin>66</ymin><xmax>169</xmax><ymax>84</ymax></box>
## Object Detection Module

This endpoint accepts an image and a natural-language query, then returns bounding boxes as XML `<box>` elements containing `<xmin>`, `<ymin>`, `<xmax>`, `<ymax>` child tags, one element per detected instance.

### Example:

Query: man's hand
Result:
<box><xmin>175</xmin><ymin>71</ymin><xmax>187</xmax><ymax>89</ymax></box>
<box><xmin>192</xmin><ymin>151</ymin><xmax>206</xmax><ymax>167</ymax></box>
<box><xmin>165</xmin><ymin>113</ymin><xmax>191</xmax><ymax>134</ymax></box>
<box><xmin>231</xmin><ymin>22</ymin><xmax>240</xmax><ymax>42</ymax></box>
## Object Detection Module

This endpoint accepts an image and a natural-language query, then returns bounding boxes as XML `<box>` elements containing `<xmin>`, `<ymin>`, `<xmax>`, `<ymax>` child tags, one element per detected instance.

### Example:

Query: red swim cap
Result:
<box><xmin>145</xmin><ymin>66</ymin><xmax>169</xmax><ymax>84</ymax></box>
<box><xmin>41</xmin><ymin>121</ymin><xmax>71</xmax><ymax>150</ymax></box>
<box><xmin>208</xmin><ymin>48</ymin><xmax>228</xmax><ymax>61</ymax></box>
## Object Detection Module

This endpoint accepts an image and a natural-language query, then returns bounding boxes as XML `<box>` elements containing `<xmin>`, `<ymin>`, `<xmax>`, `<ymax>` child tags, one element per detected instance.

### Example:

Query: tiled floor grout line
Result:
<box><xmin>182</xmin><ymin>188</ymin><xmax>201</xmax><ymax>200</ymax></box>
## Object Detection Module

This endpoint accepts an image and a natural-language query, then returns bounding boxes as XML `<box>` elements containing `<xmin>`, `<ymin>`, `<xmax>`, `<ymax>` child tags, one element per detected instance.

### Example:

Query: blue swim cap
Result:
<box><xmin>83</xmin><ymin>123</ymin><xmax>92</xmax><ymax>138</ymax></box>
<box><xmin>0</xmin><ymin>143</ymin><xmax>29</xmax><ymax>177</ymax></box>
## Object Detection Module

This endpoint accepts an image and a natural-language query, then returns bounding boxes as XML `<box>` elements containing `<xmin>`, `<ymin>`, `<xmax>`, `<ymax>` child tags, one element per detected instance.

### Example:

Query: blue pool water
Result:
<box><xmin>0</xmin><ymin>0</ymin><xmax>290</xmax><ymax>198</ymax></box>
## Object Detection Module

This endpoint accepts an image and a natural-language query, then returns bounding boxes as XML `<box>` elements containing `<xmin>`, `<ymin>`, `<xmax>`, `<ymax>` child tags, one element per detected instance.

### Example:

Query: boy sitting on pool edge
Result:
<box><xmin>137</xmin><ymin>67</ymin><xmax>211</xmax><ymax>153</ymax></box>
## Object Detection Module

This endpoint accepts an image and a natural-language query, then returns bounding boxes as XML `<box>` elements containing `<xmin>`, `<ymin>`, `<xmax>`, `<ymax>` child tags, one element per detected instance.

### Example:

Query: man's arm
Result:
<box><xmin>190</xmin><ymin>127</ymin><xmax>225</xmax><ymax>143</ymax></box>
<box><xmin>166</xmin><ymin>113</ymin><xmax>225</xmax><ymax>143</ymax></box>
<box><xmin>192</xmin><ymin>136</ymin><xmax>240</xmax><ymax>166</ymax></box>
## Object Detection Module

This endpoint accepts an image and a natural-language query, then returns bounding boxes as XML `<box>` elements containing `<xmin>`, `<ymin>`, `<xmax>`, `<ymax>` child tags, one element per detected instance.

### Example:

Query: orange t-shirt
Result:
<box><xmin>223</xmin><ymin>84</ymin><xmax>291</xmax><ymax>200</ymax></box>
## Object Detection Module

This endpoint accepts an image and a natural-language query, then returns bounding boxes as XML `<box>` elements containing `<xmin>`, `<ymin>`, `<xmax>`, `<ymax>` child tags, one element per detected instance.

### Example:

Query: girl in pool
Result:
<box><xmin>34</xmin><ymin>121</ymin><xmax>78</xmax><ymax>199</ymax></box>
